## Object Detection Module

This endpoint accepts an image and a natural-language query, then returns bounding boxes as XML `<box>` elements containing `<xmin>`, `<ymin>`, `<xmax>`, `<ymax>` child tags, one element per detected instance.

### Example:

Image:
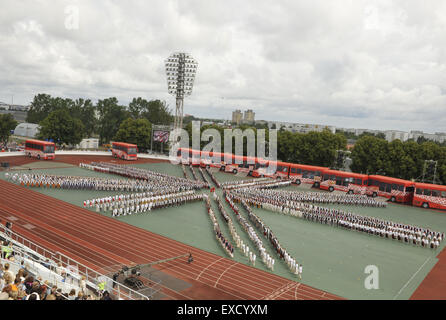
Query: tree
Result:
<box><xmin>37</xmin><ymin>109</ymin><xmax>85</xmax><ymax>145</ymax></box>
<box><xmin>142</xmin><ymin>99</ymin><xmax>173</xmax><ymax>125</ymax></box>
<box><xmin>69</xmin><ymin>98</ymin><xmax>97</xmax><ymax>137</ymax></box>
<box><xmin>26</xmin><ymin>94</ymin><xmax>73</xmax><ymax>124</ymax></box>
<box><xmin>128</xmin><ymin>97</ymin><xmax>149</xmax><ymax>119</ymax></box>
<box><xmin>114</xmin><ymin>118</ymin><xmax>152</xmax><ymax>151</ymax></box>
<box><xmin>0</xmin><ymin>114</ymin><xmax>18</xmax><ymax>145</ymax></box>
<box><xmin>97</xmin><ymin>98</ymin><xmax>129</xmax><ymax>144</ymax></box>
<box><xmin>350</xmin><ymin>135</ymin><xmax>388</xmax><ymax>174</ymax></box>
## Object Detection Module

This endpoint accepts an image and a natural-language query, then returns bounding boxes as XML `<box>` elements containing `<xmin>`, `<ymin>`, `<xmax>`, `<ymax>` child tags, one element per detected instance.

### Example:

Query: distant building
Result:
<box><xmin>13</xmin><ymin>123</ymin><xmax>40</xmax><ymax>138</ymax></box>
<box><xmin>384</xmin><ymin>130</ymin><xmax>410</xmax><ymax>142</ymax></box>
<box><xmin>267</xmin><ymin>121</ymin><xmax>335</xmax><ymax>134</ymax></box>
<box><xmin>243</xmin><ymin>109</ymin><xmax>255</xmax><ymax>124</ymax></box>
<box><xmin>232</xmin><ymin>110</ymin><xmax>243</xmax><ymax>125</ymax></box>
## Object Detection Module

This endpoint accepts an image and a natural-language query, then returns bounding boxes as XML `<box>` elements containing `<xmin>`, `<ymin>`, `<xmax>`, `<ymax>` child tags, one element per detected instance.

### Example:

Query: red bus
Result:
<box><xmin>25</xmin><ymin>139</ymin><xmax>56</xmax><ymax>160</ymax></box>
<box><xmin>112</xmin><ymin>142</ymin><xmax>138</xmax><ymax>161</ymax></box>
<box><xmin>288</xmin><ymin>163</ymin><xmax>328</xmax><ymax>187</ymax></box>
<box><xmin>366</xmin><ymin>175</ymin><xmax>415</xmax><ymax>203</ymax></box>
<box><xmin>320</xmin><ymin>170</ymin><xmax>368</xmax><ymax>194</ymax></box>
<box><xmin>413</xmin><ymin>183</ymin><xmax>446</xmax><ymax>210</ymax></box>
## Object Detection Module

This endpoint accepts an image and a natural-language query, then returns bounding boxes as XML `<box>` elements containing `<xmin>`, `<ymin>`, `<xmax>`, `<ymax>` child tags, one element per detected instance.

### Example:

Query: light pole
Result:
<box><xmin>164</xmin><ymin>52</ymin><xmax>198</xmax><ymax>131</ymax></box>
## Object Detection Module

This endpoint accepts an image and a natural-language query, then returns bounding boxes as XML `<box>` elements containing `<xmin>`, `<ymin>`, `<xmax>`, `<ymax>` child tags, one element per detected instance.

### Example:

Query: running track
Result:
<box><xmin>0</xmin><ymin>178</ymin><xmax>342</xmax><ymax>300</ymax></box>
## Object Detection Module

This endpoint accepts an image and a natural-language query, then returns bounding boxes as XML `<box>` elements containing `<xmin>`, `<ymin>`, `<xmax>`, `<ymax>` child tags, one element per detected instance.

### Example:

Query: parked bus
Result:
<box><xmin>366</xmin><ymin>175</ymin><xmax>415</xmax><ymax>203</ymax></box>
<box><xmin>25</xmin><ymin>139</ymin><xmax>56</xmax><ymax>160</ymax></box>
<box><xmin>112</xmin><ymin>142</ymin><xmax>138</xmax><ymax>161</ymax></box>
<box><xmin>413</xmin><ymin>183</ymin><xmax>446</xmax><ymax>210</ymax></box>
<box><xmin>288</xmin><ymin>163</ymin><xmax>328</xmax><ymax>187</ymax></box>
<box><xmin>320</xmin><ymin>170</ymin><xmax>368</xmax><ymax>194</ymax></box>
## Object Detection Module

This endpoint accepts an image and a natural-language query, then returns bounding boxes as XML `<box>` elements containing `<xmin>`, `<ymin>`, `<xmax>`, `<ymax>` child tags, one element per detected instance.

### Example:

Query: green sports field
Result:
<box><xmin>2</xmin><ymin>161</ymin><xmax>445</xmax><ymax>300</ymax></box>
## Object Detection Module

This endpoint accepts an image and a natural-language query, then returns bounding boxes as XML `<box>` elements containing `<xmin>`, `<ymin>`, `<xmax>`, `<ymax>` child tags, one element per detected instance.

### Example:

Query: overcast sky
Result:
<box><xmin>1</xmin><ymin>0</ymin><xmax>445</xmax><ymax>133</ymax></box>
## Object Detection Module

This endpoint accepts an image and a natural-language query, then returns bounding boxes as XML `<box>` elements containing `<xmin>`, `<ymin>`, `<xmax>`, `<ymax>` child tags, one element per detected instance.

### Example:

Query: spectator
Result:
<box><xmin>68</xmin><ymin>289</ymin><xmax>76</xmax><ymax>300</ymax></box>
<box><xmin>101</xmin><ymin>290</ymin><xmax>112</xmax><ymax>300</ymax></box>
<box><xmin>11</xmin><ymin>278</ymin><xmax>20</xmax><ymax>292</ymax></box>
<box><xmin>9</xmin><ymin>290</ymin><xmax>18</xmax><ymax>300</ymax></box>
<box><xmin>24</xmin><ymin>275</ymin><xmax>34</xmax><ymax>294</ymax></box>
<box><xmin>56</xmin><ymin>263</ymin><xmax>67</xmax><ymax>282</ymax></box>
<box><xmin>75</xmin><ymin>291</ymin><xmax>84</xmax><ymax>300</ymax></box>
<box><xmin>80</xmin><ymin>275</ymin><xmax>87</xmax><ymax>294</ymax></box>
<box><xmin>39</xmin><ymin>283</ymin><xmax>48</xmax><ymax>300</ymax></box>
<box><xmin>3</xmin><ymin>264</ymin><xmax>14</xmax><ymax>285</ymax></box>
<box><xmin>45</xmin><ymin>294</ymin><xmax>56</xmax><ymax>300</ymax></box>
<box><xmin>55</xmin><ymin>288</ymin><xmax>64</xmax><ymax>300</ymax></box>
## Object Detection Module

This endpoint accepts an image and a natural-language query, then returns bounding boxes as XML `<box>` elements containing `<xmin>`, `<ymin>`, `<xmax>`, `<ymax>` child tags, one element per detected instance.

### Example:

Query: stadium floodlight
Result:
<box><xmin>165</xmin><ymin>52</ymin><xmax>198</xmax><ymax>130</ymax></box>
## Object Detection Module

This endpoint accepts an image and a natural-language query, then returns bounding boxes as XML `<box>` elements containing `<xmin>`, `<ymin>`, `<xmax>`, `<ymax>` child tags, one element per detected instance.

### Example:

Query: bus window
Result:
<box><xmin>296</xmin><ymin>168</ymin><xmax>302</xmax><ymax>174</ymax></box>
<box><xmin>315</xmin><ymin>171</ymin><xmax>321</xmax><ymax>176</ymax></box>
<box><xmin>364</xmin><ymin>180</ymin><xmax>368</xmax><ymax>186</ymax></box>
<box><xmin>291</xmin><ymin>168</ymin><xmax>297</xmax><ymax>174</ymax></box>
<box><xmin>323</xmin><ymin>174</ymin><xmax>329</xmax><ymax>180</ymax></box>
<box><xmin>277</xmin><ymin>165</ymin><xmax>283</xmax><ymax>172</ymax></box>
<box><xmin>431</xmin><ymin>190</ymin><xmax>439</xmax><ymax>197</ymax></box>
<box><xmin>385</xmin><ymin>184</ymin><xmax>391</xmax><ymax>193</ymax></box>
<box><xmin>342</xmin><ymin>178</ymin><xmax>350</xmax><ymax>187</ymax></box>
<box><xmin>398</xmin><ymin>185</ymin><xmax>404</xmax><ymax>192</ymax></box>
<box><xmin>442</xmin><ymin>191</ymin><xmax>446</xmax><ymax>198</ymax></box>
<box><xmin>302</xmin><ymin>170</ymin><xmax>309</xmax><ymax>178</ymax></box>
<box><xmin>415</xmin><ymin>188</ymin><xmax>422</xmax><ymax>195</ymax></box>
<box><xmin>405</xmin><ymin>186</ymin><xmax>414</xmax><ymax>193</ymax></box>
<box><xmin>283</xmin><ymin>167</ymin><xmax>288</xmax><ymax>173</ymax></box>
<box><xmin>44</xmin><ymin>145</ymin><xmax>55</xmax><ymax>153</ymax></box>
<box><xmin>391</xmin><ymin>184</ymin><xmax>397</xmax><ymax>190</ymax></box>
<box><xmin>335</xmin><ymin>177</ymin><xmax>342</xmax><ymax>186</ymax></box>
<box><xmin>423</xmin><ymin>189</ymin><xmax>431</xmax><ymax>196</ymax></box>
<box><xmin>355</xmin><ymin>179</ymin><xmax>362</xmax><ymax>185</ymax></box>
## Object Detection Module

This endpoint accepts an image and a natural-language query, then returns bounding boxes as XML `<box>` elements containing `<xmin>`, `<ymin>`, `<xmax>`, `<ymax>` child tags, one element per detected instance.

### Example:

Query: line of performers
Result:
<box><xmin>231</xmin><ymin>187</ymin><xmax>386</xmax><ymax>207</ymax></box>
<box><xmin>229</xmin><ymin>188</ymin><xmax>443</xmax><ymax>249</ymax></box>
<box><xmin>83</xmin><ymin>162</ymin><xmax>209</xmax><ymax>190</ymax></box>
<box><xmin>219</xmin><ymin>177</ymin><xmax>272</xmax><ymax>189</ymax></box>
<box><xmin>204</xmin><ymin>167</ymin><xmax>221</xmax><ymax>188</ymax></box>
<box><xmin>188</xmin><ymin>164</ymin><xmax>199</xmax><ymax>182</ymax></box>
<box><xmin>181</xmin><ymin>165</ymin><xmax>188</xmax><ymax>179</ymax></box>
<box><xmin>83</xmin><ymin>191</ymin><xmax>200</xmax><ymax>215</ymax></box>
<box><xmin>213</xmin><ymin>193</ymin><xmax>255</xmax><ymax>265</ymax></box>
<box><xmin>204</xmin><ymin>195</ymin><xmax>234</xmax><ymax>258</ymax></box>
<box><xmin>198</xmin><ymin>167</ymin><xmax>212</xmax><ymax>187</ymax></box>
<box><xmin>301</xmin><ymin>206</ymin><xmax>444</xmax><ymax>249</ymax></box>
<box><xmin>224</xmin><ymin>192</ymin><xmax>275</xmax><ymax>271</ymax></box>
<box><xmin>235</xmin><ymin>195</ymin><xmax>302</xmax><ymax>277</ymax></box>
<box><xmin>8</xmin><ymin>172</ymin><xmax>197</xmax><ymax>195</ymax></box>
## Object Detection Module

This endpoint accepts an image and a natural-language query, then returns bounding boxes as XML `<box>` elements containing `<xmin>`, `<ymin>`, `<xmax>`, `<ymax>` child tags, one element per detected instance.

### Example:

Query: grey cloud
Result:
<box><xmin>0</xmin><ymin>0</ymin><xmax>445</xmax><ymax>133</ymax></box>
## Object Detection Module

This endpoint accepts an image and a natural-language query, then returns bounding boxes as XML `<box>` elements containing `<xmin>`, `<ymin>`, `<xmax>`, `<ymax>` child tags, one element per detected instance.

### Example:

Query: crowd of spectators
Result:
<box><xmin>0</xmin><ymin>261</ymin><xmax>112</xmax><ymax>300</ymax></box>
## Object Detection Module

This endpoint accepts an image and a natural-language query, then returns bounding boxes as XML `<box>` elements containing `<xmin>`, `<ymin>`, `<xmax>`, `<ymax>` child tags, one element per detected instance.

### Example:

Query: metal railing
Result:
<box><xmin>0</xmin><ymin>224</ymin><xmax>150</xmax><ymax>300</ymax></box>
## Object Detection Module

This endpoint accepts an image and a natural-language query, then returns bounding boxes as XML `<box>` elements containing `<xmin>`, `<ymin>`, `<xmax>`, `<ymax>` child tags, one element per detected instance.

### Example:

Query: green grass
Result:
<box><xmin>1</xmin><ymin>161</ymin><xmax>445</xmax><ymax>300</ymax></box>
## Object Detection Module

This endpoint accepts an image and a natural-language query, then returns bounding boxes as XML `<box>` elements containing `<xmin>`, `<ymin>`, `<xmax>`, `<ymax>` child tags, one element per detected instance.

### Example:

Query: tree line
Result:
<box><xmin>25</xmin><ymin>94</ymin><xmax>173</xmax><ymax>151</ymax></box>
<box><xmin>351</xmin><ymin>135</ymin><xmax>446</xmax><ymax>185</ymax></box>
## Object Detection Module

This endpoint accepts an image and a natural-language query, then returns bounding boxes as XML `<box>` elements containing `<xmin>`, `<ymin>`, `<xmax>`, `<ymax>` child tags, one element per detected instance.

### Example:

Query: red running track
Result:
<box><xmin>410</xmin><ymin>246</ymin><xmax>446</xmax><ymax>300</ymax></box>
<box><xmin>0</xmin><ymin>179</ymin><xmax>342</xmax><ymax>300</ymax></box>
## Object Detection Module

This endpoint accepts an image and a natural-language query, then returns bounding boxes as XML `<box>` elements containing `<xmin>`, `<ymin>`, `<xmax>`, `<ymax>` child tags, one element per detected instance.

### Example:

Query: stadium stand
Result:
<box><xmin>0</xmin><ymin>224</ymin><xmax>149</xmax><ymax>300</ymax></box>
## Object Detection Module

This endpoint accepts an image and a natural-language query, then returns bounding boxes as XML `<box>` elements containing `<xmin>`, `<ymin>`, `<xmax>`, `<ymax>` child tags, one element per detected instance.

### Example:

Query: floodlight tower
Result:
<box><xmin>165</xmin><ymin>52</ymin><xmax>198</xmax><ymax>130</ymax></box>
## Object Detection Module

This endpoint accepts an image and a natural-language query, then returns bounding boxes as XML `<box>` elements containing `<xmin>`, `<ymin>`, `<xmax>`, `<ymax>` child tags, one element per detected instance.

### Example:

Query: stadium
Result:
<box><xmin>0</xmin><ymin>148</ymin><xmax>445</xmax><ymax>301</ymax></box>
<box><xmin>1</xmin><ymin>1</ymin><xmax>446</xmax><ymax>307</ymax></box>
